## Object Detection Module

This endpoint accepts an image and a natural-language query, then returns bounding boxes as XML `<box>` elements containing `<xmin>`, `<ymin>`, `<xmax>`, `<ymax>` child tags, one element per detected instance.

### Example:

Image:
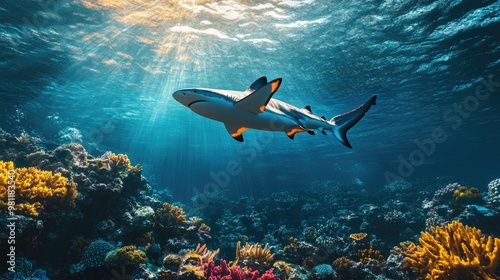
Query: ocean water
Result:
<box><xmin>1</xmin><ymin>0</ymin><xmax>499</xmax><ymax>202</ymax></box>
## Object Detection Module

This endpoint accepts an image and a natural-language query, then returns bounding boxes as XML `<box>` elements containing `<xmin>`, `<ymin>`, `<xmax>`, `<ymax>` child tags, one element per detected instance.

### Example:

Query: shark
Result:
<box><xmin>173</xmin><ymin>77</ymin><xmax>376</xmax><ymax>148</ymax></box>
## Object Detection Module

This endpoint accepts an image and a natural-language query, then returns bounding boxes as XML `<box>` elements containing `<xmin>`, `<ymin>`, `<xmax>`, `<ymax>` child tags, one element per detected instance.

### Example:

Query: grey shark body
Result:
<box><xmin>173</xmin><ymin>77</ymin><xmax>376</xmax><ymax>148</ymax></box>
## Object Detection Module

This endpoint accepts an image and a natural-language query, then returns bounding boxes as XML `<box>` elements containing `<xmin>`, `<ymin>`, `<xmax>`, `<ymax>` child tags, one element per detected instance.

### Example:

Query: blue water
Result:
<box><xmin>1</xmin><ymin>0</ymin><xmax>499</xmax><ymax>202</ymax></box>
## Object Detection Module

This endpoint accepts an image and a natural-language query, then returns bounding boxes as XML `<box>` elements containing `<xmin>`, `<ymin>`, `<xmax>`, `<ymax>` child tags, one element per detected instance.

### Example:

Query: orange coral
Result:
<box><xmin>402</xmin><ymin>220</ymin><xmax>500</xmax><ymax>280</ymax></box>
<box><xmin>0</xmin><ymin>161</ymin><xmax>77</xmax><ymax>217</ymax></box>
<box><xmin>349</xmin><ymin>232</ymin><xmax>368</xmax><ymax>241</ymax></box>
<box><xmin>107</xmin><ymin>152</ymin><xmax>132</xmax><ymax>173</ymax></box>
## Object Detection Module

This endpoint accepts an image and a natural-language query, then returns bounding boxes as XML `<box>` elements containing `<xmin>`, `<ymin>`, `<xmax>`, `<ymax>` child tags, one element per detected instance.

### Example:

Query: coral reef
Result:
<box><xmin>1</xmin><ymin>132</ymin><xmax>499</xmax><ymax>280</ymax></box>
<box><xmin>204</xmin><ymin>259</ymin><xmax>279</xmax><ymax>280</ymax></box>
<box><xmin>153</xmin><ymin>202</ymin><xmax>187</xmax><ymax>238</ymax></box>
<box><xmin>487</xmin><ymin>178</ymin><xmax>500</xmax><ymax>206</ymax></box>
<box><xmin>313</xmin><ymin>264</ymin><xmax>336</xmax><ymax>279</ymax></box>
<box><xmin>452</xmin><ymin>185</ymin><xmax>483</xmax><ymax>205</ymax></box>
<box><xmin>402</xmin><ymin>220</ymin><xmax>500</xmax><ymax>279</ymax></box>
<box><xmin>104</xmin><ymin>245</ymin><xmax>148</xmax><ymax>266</ymax></box>
<box><xmin>82</xmin><ymin>240</ymin><xmax>115</xmax><ymax>268</ymax></box>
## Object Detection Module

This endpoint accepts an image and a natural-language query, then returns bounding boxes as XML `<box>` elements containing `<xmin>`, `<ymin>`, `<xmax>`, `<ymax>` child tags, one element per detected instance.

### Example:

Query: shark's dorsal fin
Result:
<box><xmin>302</xmin><ymin>105</ymin><xmax>313</xmax><ymax>114</ymax></box>
<box><xmin>321</xmin><ymin>116</ymin><xmax>326</xmax><ymax>120</ymax></box>
<box><xmin>244</xmin><ymin>76</ymin><xmax>268</xmax><ymax>95</ymax></box>
<box><xmin>235</xmin><ymin>78</ymin><xmax>282</xmax><ymax>114</ymax></box>
<box><xmin>225</xmin><ymin>123</ymin><xmax>249</xmax><ymax>142</ymax></box>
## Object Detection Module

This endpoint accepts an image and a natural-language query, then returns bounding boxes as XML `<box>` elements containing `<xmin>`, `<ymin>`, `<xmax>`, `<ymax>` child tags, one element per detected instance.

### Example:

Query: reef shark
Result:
<box><xmin>172</xmin><ymin>77</ymin><xmax>376</xmax><ymax>148</ymax></box>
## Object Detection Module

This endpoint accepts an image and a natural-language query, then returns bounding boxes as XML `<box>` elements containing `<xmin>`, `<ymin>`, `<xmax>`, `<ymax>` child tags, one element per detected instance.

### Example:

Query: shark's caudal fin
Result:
<box><xmin>330</xmin><ymin>96</ymin><xmax>377</xmax><ymax>148</ymax></box>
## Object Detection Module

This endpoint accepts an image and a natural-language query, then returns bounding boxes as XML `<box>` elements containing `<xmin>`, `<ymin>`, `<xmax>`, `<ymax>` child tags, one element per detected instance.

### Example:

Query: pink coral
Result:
<box><xmin>204</xmin><ymin>259</ymin><xmax>278</xmax><ymax>280</ymax></box>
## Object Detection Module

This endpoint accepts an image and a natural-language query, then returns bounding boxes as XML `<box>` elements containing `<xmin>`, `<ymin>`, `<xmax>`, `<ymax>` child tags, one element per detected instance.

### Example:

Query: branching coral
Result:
<box><xmin>357</xmin><ymin>245</ymin><xmax>384</xmax><ymax>264</ymax></box>
<box><xmin>332</xmin><ymin>256</ymin><xmax>353</xmax><ymax>270</ymax></box>
<box><xmin>204</xmin><ymin>259</ymin><xmax>279</xmax><ymax>280</ymax></box>
<box><xmin>0</xmin><ymin>160</ymin><xmax>77</xmax><ymax>216</ymax></box>
<box><xmin>107</xmin><ymin>152</ymin><xmax>132</xmax><ymax>172</ymax></box>
<box><xmin>236</xmin><ymin>241</ymin><xmax>275</xmax><ymax>267</ymax></box>
<box><xmin>104</xmin><ymin>245</ymin><xmax>148</xmax><ymax>267</ymax></box>
<box><xmin>194</xmin><ymin>243</ymin><xmax>220</xmax><ymax>264</ymax></box>
<box><xmin>402</xmin><ymin>220</ymin><xmax>500</xmax><ymax>279</ymax></box>
<box><xmin>153</xmin><ymin>202</ymin><xmax>187</xmax><ymax>237</ymax></box>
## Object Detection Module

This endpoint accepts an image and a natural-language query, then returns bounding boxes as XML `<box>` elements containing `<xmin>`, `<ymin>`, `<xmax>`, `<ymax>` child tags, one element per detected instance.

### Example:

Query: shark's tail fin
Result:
<box><xmin>330</xmin><ymin>96</ymin><xmax>377</xmax><ymax>148</ymax></box>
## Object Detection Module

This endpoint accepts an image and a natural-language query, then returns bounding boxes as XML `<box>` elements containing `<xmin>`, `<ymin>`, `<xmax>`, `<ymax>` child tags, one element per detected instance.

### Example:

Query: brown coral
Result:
<box><xmin>402</xmin><ymin>220</ymin><xmax>500</xmax><ymax>280</ymax></box>
<box><xmin>0</xmin><ymin>161</ymin><xmax>77</xmax><ymax>217</ymax></box>
<box><xmin>235</xmin><ymin>241</ymin><xmax>275</xmax><ymax>267</ymax></box>
<box><xmin>332</xmin><ymin>256</ymin><xmax>353</xmax><ymax>270</ymax></box>
<box><xmin>357</xmin><ymin>245</ymin><xmax>384</xmax><ymax>264</ymax></box>
<box><xmin>153</xmin><ymin>202</ymin><xmax>187</xmax><ymax>237</ymax></box>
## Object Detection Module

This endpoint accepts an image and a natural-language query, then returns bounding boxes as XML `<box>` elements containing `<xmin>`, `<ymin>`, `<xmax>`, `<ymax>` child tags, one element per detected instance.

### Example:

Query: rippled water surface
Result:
<box><xmin>1</xmin><ymin>0</ymin><xmax>499</xmax><ymax>200</ymax></box>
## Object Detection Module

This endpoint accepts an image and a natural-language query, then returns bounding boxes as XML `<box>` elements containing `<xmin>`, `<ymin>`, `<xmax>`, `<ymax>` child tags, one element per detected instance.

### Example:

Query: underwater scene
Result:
<box><xmin>1</xmin><ymin>0</ymin><xmax>500</xmax><ymax>279</ymax></box>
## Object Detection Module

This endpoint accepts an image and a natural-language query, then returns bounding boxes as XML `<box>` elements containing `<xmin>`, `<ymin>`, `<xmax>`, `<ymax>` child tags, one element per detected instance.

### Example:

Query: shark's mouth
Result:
<box><xmin>188</xmin><ymin>100</ymin><xmax>206</xmax><ymax>108</ymax></box>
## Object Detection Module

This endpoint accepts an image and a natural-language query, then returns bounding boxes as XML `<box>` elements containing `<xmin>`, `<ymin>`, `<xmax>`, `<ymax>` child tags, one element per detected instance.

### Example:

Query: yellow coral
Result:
<box><xmin>104</xmin><ymin>245</ymin><xmax>148</xmax><ymax>266</ymax></box>
<box><xmin>0</xmin><ymin>161</ymin><xmax>77</xmax><ymax>217</ymax></box>
<box><xmin>349</xmin><ymin>232</ymin><xmax>368</xmax><ymax>241</ymax></box>
<box><xmin>107</xmin><ymin>152</ymin><xmax>140</xmax><ymax>173</ymax></box>
<box><xmin>236</xmin><ymin>241</ymin><xmax>275</xmax><ymax>267</ymax></box>
<box><xmin>179</xmin><ymin>264</ymin><xmax>204</xmax><ymax>279</ymax></box>
<box><xmin>273</xmin><ymin>260</ymin><xmax>293</xmax><ymax>275</ymax></box>
<box><xmin>452</xmin><ymin>186</ymin><xmax>482</xmax><ymax>204</ymax></box>
<box><xmin>403</xmin><ymin>220</ymin><xmax>500</xmax><ymax>280</ymax></box>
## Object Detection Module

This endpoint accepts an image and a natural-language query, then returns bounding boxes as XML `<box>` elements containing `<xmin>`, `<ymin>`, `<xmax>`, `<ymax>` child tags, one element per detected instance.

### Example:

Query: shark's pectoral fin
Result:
<box><xmin>234</xmin><ymin>78</ymin><xmax>282</xmax><ymax>114</ymax></box>
<box><xmin>225</xmin><ymin>124</ymin><xmax>249</xmax><ymax>142</ymax></box>
<box><xmin>307</xmin><ymin>130</ymin><xmax>315</xmax><ymax>135</ymax></box>
<box><xmin>286</xmin><ymin>128</ymin><xmax>307</xmax><ymax>140</ymax></box>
